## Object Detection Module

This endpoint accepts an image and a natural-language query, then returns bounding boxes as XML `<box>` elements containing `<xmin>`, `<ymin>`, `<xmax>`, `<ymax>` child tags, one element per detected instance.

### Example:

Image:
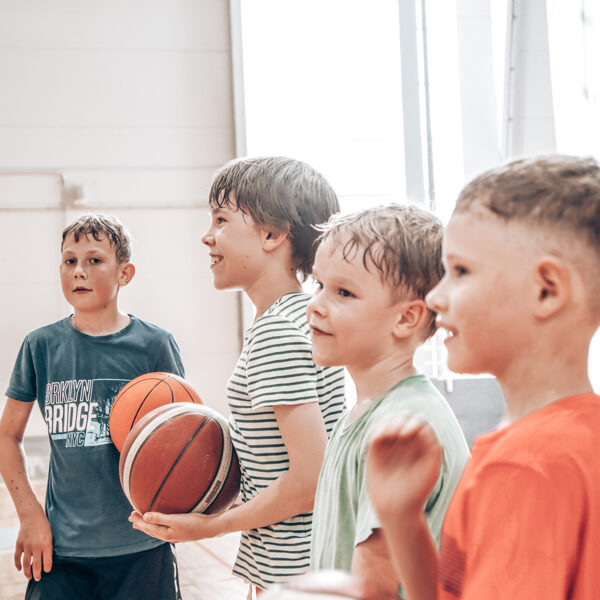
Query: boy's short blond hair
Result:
<box><xmin>209</xmin><ymin>156</ymin><xmax>339</xmax><ymax>281</ymax></box>
<box><xmin>61</xmin><ymin>213</ymin><xmax>132</xmax><ymax>264</ymax></box>
<box><xmin>317</xmin><ymin>204</ymin><xmax>444</xmax><ymax>339</ymax></box>
<box><xmin>456</xmin><ymin>155</ymin><xmax>600</xmax><ymax>256</ymax></box>
<box><xmin>456</xmin><ymin>155</ymin><xmax>600</xmax><ymax>306</ymax></box>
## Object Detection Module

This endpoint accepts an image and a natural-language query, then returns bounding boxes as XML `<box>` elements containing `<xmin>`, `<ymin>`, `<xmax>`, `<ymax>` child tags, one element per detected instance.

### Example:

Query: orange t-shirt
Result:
<box><xmin>438</xmin><ymin>393</ymin><xmax>600</xmax><ymax>600</ymax></box>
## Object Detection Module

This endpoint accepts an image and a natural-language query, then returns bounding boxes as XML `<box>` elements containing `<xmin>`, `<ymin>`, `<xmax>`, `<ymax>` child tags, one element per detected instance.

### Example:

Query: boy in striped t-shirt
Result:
<box><xmin>131</xmin><ymin>156</ymin><xmax>346</xmax><ymax>593</ymax></box>
<box><xmin>307</xmin><ymin>205</ymin><xmax>469</xmax><ymax>598</ymax></box>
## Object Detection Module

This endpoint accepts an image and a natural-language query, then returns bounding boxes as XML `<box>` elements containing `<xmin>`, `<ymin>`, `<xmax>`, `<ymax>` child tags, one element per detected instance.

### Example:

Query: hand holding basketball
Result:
<box><xmin>129</xmin><ymin>509</ymin><xmax>222</xmax><ymax>543</ymax></box>
<box><xmin>366</xmin><ymin>412</ymin><xmax>442</xmax><ymax>522</ymax></box>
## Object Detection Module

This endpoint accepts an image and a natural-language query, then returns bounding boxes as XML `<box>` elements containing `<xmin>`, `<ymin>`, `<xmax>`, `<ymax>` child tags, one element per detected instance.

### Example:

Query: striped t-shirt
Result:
<box><xmin>227</xmin><ymin>292</ymin><xmax>346</xmax><ymax>588</ymax></box>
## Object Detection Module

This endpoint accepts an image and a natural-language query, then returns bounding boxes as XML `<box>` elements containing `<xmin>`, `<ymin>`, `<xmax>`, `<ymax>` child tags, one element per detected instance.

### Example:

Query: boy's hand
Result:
<box><xmin>366</xmin><ymin>413</ymin><xmax>442</xmax><ymax>523</ymax></box>
<box><xmin>15</xmin><ymin>509</ymin><xmax>53</xmax><ymax>581</ymax></box>
<box><xmin>129</xmin><ymin>510</ymin><xmax>221</xmax><ymax>543</ymax></box>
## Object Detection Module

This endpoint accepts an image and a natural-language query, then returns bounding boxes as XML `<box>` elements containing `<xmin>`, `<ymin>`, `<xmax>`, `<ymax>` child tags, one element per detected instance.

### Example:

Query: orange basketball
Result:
<box><xmin>109</xmin><ymin>372</ymin><xmax>202</xmax><ymax>452</ymax></box>
<box><xmin>119</xmin><ymin>403</ymin><xmax>241</xmax><ymax>515</ymax></box>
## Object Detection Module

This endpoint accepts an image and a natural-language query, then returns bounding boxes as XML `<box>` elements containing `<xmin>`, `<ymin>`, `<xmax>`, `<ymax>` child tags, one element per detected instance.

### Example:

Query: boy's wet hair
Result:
<box><xmin>456</xmin><ymin>154</ymin><xmax>600</xmax><ymax>259</ymax></box>
<box><xmin>209</xmin><ymin>156</ymin><xmax>340</xmax><ymax>280</ymax></box>
<box><xmin>61</xmin><ymin>213</ymin><xmax>133</xmax><ymax>264</ymax></box>
<box><xmin>317</xmin><ymin>204</ymin><xmax>444</xmax><ymax>339</ymax></box>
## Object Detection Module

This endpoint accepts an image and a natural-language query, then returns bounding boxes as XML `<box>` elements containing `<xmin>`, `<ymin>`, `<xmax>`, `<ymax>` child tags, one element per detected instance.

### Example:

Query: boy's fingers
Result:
<box><xmin>143</xmin><ymin>512</ymin><xmax>170</xmax><ymax>526</ymax></box>
<box><xmin>22</xmin><ymin>550</ymin><xmax>32</xmax><ymax>580</ymax></box>
<box><xmin>369</xmin><ymin>413</ymin><xmax>428</xmax><ymax>446</ymax></box>
<box><xmin>32</xmin><ymin>551</ymin><xmax>42</xmax><ymax>582</ymax></box>
<box><xmin>14</xmin><ymin>542</ymin><xmax>23</xmax><ymax>571</ymax></box>
<box><xmin>42</xmin><ymin>545</ymin><xmax>53</xmax><ymax>574</ymax></box>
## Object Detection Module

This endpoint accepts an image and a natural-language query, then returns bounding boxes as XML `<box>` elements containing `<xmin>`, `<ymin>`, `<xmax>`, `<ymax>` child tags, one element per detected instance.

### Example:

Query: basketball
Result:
<box><xmin>109</xmin><ymin>372</ymin><xmax>202</xmax><ymax>452</ymax></box>
<box><xmin>119</xmin><ymin>402</ymin><xmax>241</xmax><ymax>515</ymax></box>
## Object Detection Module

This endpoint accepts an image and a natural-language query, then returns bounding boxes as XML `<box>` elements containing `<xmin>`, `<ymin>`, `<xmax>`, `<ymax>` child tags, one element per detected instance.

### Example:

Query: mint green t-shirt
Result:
<box><xmin>310</xmin><ymin>374</ymin><xmax>470</xmax><ymax>577</ymax></box>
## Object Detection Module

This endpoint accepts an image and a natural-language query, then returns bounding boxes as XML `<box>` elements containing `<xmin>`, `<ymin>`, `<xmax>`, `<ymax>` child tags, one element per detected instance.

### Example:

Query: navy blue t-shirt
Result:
<box><xmin>6</xmin><ymin>315</ymin><xmax>185</xmax><ymax>558</ymax></box>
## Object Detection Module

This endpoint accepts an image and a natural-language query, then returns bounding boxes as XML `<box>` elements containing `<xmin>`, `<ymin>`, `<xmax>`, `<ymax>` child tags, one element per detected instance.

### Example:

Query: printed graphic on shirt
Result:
<box><xmin>439</xmin><ymin>534</ymin><xmax>465</xmax><ymax>596</ymax></box>
<box><xmin>43</xmin><ymin>378</ymin><xmax>128</xmax><ymax>448</ymax></box>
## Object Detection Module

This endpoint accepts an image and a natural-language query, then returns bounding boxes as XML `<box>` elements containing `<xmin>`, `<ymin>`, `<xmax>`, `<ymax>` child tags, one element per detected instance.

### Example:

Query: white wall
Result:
<box><xmin>0</xmin><ymin>0</ymin><xmax>240</xmax><ymax>435</ymax></box>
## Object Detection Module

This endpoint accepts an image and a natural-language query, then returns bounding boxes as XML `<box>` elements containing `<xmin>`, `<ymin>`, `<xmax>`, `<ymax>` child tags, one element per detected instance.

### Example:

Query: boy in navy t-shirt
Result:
<box><xmin>0</xmin><ymin>214</ymin><xmax>184</xmax><ymax>600</ymax></box>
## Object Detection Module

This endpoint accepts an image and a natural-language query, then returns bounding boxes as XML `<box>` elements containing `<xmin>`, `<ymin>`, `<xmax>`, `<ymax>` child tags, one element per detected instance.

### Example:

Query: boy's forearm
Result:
<box><xmin>0</xmin><ymin>436</ymin><xmax>44</xmax><ymax>520</ymax></box>
<box><xmin>380</xmin><ymin>512</ymin><xmax>439</xmax><ymax>600</ymax></box>
<box><xmin>214</xmin><ymin>470</ymin><xmax>316</xmax><ymax>535</ymax></box>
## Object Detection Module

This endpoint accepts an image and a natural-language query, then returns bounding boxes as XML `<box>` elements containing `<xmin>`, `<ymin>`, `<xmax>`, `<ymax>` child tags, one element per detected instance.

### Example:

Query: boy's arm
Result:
<box><xmin>365</xmin><ymin>414</ymin><xmax>443</xmax><ymax>600</ymax></box>
<box><xmin>0</xmin><ymin>398</ymin><xmax>53</xmax><ymax>581</ymax></box>
<box><xmin>130</xmin><ymin>400</ymin><xmax>327</xmax><ymax>540</ymax></box>
<box><xmin>351</xmin><ymin>528</ymin><xmax>400</xmax><ymax>596</ymax></box>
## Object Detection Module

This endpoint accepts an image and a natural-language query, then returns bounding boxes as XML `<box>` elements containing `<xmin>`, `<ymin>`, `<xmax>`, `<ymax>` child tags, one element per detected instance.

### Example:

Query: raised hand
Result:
<box><xmin>366</xmin><ymin>413</ymin><xmax>442</xmax><ymax>522</ymax></box>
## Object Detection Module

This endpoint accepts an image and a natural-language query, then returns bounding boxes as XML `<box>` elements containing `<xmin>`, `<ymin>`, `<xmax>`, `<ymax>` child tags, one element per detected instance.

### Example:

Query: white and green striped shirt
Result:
<box><xmin>227</xmin><ymin>292</ymin><xmax>346</xmax><ymax>588</ymax></box>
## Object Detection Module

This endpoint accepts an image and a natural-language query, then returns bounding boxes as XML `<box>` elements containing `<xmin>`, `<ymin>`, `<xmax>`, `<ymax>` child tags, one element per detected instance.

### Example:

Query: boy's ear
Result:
<box><xmin>118</xmin><ymin>263</ymin><xmax>135</xmax><ymax>287</ymax></box>
<box><xmin>261</xmin><ymin>229</ymin><xmax>289</xmax><ymax>252</ymax></box>
<box><xmin>392</xmin><ymin>299</ymin><xmax>427</xmax><ymax>340</ymax></box>
<box><xmin>533</xmin><ymin>256</ymin><xmax>570</xmax><ymax>318</ymax></box>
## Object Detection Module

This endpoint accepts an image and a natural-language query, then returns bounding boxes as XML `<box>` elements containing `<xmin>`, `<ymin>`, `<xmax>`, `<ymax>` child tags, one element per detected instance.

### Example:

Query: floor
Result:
<box><xmin>0</xmin><ymin>437</ymin><xmax>248</xmax><ymax>600</ymax></box>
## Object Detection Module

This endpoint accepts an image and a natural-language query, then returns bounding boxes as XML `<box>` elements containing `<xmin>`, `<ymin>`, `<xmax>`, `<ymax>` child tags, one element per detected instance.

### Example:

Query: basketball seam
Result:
<box><xmin>121</xmin><ymin>403</ymin><xmax>199</xmax><ymax>506</ymax></box>
<box><xmin>129</xmin><ymin>376</ymin><xmax>174</xmax><ymax>431</ymax></box>
<box><xmin>191</xmin><ymin>414</ymin><xmax>233</xmax><ymax>514</ymax></box>
<box><xmin>147</xmin><ymin>418</ymin><xmax>210</xmax><ymax>512</ymax></box>
<box><xmin>192</xmin><ymin>425</ymin><xmax>226</xmax><ymax>513</ymax></box>
<box><xmin>173</xmin><ymin>379</ymin><xmax>197</xmax><ymax>403</ymax></box>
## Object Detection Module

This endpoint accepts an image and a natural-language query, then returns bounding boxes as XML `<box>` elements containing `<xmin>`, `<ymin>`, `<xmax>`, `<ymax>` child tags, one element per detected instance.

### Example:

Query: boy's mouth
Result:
<box><xmin>309</xmin><ymin>324</ymin><xmax>332</xmax><ymax>337</ymax></box>
<box><xmin>209</xmin><ymin>254</ymin><xmax>223</xmax><ymax>266</ymax></box>
<box><xmin>73</xmin><ymin>287</ymin><xmax>91</xmax><ymax>293</ymax></box>
<box><xmin>438</xmin><ymin>324</ymin><xmax>456</xmax><ymax>342</ymax></box>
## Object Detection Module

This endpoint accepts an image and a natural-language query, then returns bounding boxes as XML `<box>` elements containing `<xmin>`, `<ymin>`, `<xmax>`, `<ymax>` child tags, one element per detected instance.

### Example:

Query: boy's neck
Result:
<box><xmin>247</xmin><ymin>268</ymin><xmax>303</xmax><ymax>320</ymax></box>
<box><xmin>496</xmin><ymin>335</ymin><xmax>594</xmax><ymax>426</ymax></box>
<box><xmin>71</xmin><ymin>310</ymin><xmax>131</xmax><ymax>336</ymax></box>
<box><xmin>350</xmin><ymin>351</ymin><xmax>418</xmax><ymax>405</ymax></box>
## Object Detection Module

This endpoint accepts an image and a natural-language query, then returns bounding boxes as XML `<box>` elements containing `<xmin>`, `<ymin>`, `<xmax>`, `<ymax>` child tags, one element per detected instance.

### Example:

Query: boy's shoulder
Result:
<box><xmin>368</xmin><ymin>375</ymin><xmax>468</xmax><ymax>449</ymax></box>
<box><xmin>23</xmin><ymin>315</ymin><xmax>174</xmax><ymax>346</ymax></box>
<box><xmin>477</xmin><ymin>393</ymin><xmax>600</xmax><ymax>466</ymax></box>
<box><xmin>250</xmin><ymin>293</ymin><xmax>310</xmax><ymax>339</ymax></box>
<box><xmin>130</xmin><ymin>315</ymin><xmax>175</xmax><ymax>339</ymax></box>
<box><xmin>374</xmin><ymin>374</ymin><xmax>449</xmax><ymax>417</ymax></box>
<box><xmin>23</xmin><ymin>316</ymin><xmax>70</xmax><ymax>343</ymax></box>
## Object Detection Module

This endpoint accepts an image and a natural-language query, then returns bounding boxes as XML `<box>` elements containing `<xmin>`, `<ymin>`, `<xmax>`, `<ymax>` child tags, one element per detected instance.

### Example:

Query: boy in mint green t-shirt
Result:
<box><xmin>307</xmin><ymin>204</ymin><xmax>470</xmax><ymax>597</ymax></box>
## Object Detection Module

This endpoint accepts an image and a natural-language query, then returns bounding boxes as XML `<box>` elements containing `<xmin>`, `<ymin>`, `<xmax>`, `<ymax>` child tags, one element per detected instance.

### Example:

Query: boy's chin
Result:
<box><xmin>311</xmin><ymin>353</ymin><xmax>342</xmax><ymax>368</ymax></box>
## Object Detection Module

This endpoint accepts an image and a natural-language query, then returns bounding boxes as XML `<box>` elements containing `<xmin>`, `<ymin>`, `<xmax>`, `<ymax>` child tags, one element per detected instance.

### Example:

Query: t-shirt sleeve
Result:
<box><xmin>449</xmin><ymin>461</ymin><xmax>585</xmax><ymax>600</ymax></box>
<box><xmin>5</xmin><ymin>337</ymin><xmax>37</xmax><ymax>403</ymax></box>
<box><xmin>355</xmin><ymin>416</ymin><xmax>446</xmax><ymax>549</ymax></box>
<box><xmin>354</xmin><ymin>443</ymin><xmax>382</xmax><ymax>546</ymax></box>
<box><xmin>152</xmin><ymin>333</ymin><xmax>185</xmax><ymax>378</ymax></box>
<box><xmin>246</xmin><ymin>315</ymin><xmax>318</xmax><ymax>410</ymax></box>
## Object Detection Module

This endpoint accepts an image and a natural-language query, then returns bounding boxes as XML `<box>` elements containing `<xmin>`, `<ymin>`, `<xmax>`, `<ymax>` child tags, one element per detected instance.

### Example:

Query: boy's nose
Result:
<box><xmin>73</xmin><ymin>264</ymin><xmax>87</xmax><ymax>278</ymax></box>
<box><xmin>201</xmin><ymin>230</ymin><xmax>213</xmax><ymax>246</ymax></box>
<box><xmin>307</xmin><ymin>291</ymin><xmax>325</xmax><ymax>318</ymax></box>
<box><xmin>425</xmin><ymin>282</ymin><xmax>445</xmax><ymax>313</ymax></box>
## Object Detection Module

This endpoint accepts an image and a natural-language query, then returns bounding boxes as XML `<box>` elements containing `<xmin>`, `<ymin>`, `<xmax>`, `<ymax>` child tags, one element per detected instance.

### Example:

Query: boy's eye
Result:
<box><xmin>90</xmin><ymin>258</ymin><xmax>102</xmax><ymax>264</ymax></box>
<box><xmin>216</xmin><ymin>217</ymin><xmax>226</xmax><ymax>224</ymax></box>
<box><xmin>64</xmin><ymin>258</ymin><xmax>75</xmax><ymax>265</ymax></box>
<box><xmin>338</xmin><ymin>288</ymin><xmax>354</xmax><ymax>298</ymax></box>
<box><xmin>454</xmin><ymin>265</ymin><xmax>468</xmax><ymax>276</ymax></box>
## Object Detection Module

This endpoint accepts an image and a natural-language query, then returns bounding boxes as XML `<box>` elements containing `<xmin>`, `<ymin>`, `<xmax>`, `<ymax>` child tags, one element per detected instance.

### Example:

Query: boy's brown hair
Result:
<box><xmin>61</xmin><ymin>213</ymin><xmax>133</xmax><ymax>264</ymax></box>
<box><xmin>456</xmin><ymin>154</ymin><xmax>600</xmax><ymax>258</ymax></box>
<box><xmin>209</xmin><ymin>156</ymin><xmax>340</xmax><ymax>280</ymax></box>
<box><xmin>317</xmin><ymin>204</ymin><xmax>444</xmax><ymax>339</ymax></box>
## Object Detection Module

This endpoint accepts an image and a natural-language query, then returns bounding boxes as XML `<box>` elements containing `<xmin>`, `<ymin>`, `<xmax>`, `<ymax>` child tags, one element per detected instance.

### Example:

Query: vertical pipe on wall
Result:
<box><xmin>397</xmin><ymin>0</ymin><xmax>426</xmax><ymax>205</ymax></box>
<box><xmin>502</xmin><ymin>0</ymin><xmax>517</xmax><ymax>158</ymax></box>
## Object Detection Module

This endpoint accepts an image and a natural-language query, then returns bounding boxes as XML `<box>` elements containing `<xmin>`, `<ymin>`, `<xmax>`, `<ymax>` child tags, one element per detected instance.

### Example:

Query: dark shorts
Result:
<box><xmin>25</xmin><ymin>543</ymin><xmax>181</xmax><ymax>600</ymax></box>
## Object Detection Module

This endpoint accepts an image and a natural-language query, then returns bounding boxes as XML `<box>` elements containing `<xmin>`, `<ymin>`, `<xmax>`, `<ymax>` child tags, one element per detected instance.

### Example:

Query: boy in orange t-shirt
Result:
<box><xmin>366</xmin><ymin>155</ymin><xmax>600</xmax><ymax>599</ymax></box>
